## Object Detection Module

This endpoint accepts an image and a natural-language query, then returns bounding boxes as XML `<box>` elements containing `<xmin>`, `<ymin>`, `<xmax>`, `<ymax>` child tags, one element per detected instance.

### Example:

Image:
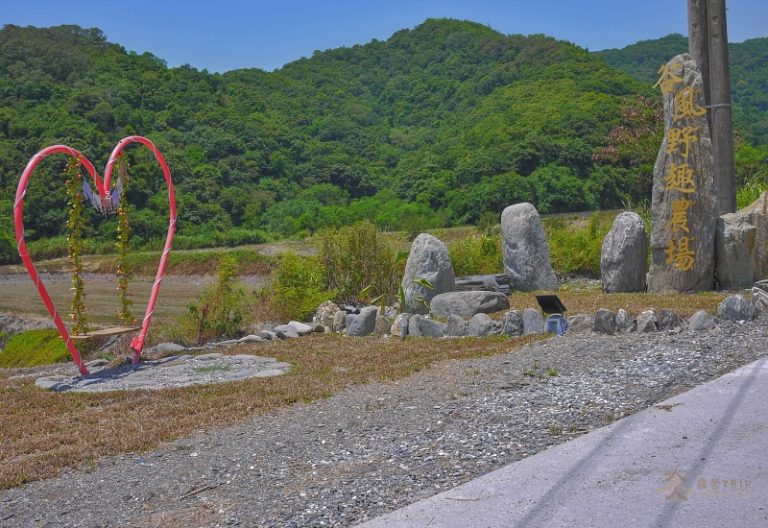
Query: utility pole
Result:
<box><xmin>706</xmin><ymin>0</ymin><xmax>736</xmax><ymax>214</ymax></box>
<box><xmin>687</xmin><ymin>0</ymin><xmax>736</xmax><ymax>215</ymax></box>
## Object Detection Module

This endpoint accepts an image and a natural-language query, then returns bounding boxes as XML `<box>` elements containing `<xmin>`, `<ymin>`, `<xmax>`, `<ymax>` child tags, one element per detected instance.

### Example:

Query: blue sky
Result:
<box><xmin>3</xmin><ymin>0</ymin><xmax>767</xmax><ymax>73</ymax></box>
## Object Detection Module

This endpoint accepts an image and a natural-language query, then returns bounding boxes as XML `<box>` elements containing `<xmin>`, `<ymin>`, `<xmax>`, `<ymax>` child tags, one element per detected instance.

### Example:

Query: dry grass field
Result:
<box><xmin>0</xmin><ymin>333</ymin><xmax>539</xmax><ymax>490</ymax></box>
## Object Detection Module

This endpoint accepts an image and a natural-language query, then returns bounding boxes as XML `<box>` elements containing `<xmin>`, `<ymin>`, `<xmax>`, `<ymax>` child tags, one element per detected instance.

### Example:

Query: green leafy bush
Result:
<box><xmin>257</xmin><ymin>251</ymin><xmax>334</xmax><ymax>322</ymax></box>
<box><xmin>187</xmin><ymin>255</ymin><xmax>247</xmax><ymax>344</ymax></box>
<box><xmin>317</xmin><ymin>221</ymin><xmax>405</xmax><ymax>304</ymax></box>
<box><xmin>0</xmin><ymin>328</ymin><xmax>70</xmax><ymax>368</ymax></box>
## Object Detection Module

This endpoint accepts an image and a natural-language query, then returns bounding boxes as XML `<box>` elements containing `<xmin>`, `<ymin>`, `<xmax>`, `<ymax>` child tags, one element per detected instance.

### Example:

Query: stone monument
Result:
<box><xmin>647</xmin><ymin>54</ymin><xmax>718</xmax><ymax>292</ymax></box>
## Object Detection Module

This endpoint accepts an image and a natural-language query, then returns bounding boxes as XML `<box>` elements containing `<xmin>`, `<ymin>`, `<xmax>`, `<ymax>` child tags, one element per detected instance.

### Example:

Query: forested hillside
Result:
<box><xmin>597</xmin><ymin>33</ymin><xmax>768</xmax><ymax>145</ymax></box>
<box><xmin>0</xmin><ymin>20</ymin><xmax>765</xmax><ymax>262</ymax></box>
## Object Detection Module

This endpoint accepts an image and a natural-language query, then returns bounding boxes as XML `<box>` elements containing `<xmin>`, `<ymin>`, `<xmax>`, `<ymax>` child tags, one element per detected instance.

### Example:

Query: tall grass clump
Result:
<box><xmin>736</xmin><ymin>178</ymin><xmax>768</xmax><ymax>209</ymax></box>
<box><xmin>544</xmin><ymin>213</ymin><xmax>614</xmax><ymax>278</ymax></box>
<box><xmin>317</xmin><ymin>221</ymin><xmax>405</xmax><ymax>304</ymax></box>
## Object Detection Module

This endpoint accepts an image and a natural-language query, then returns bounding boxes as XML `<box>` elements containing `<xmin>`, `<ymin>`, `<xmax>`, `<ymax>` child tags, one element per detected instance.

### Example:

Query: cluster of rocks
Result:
<box><xmin>306</xmin><ymin>283</ymin><xmax>768</xmax><ymax>341</ymax></box>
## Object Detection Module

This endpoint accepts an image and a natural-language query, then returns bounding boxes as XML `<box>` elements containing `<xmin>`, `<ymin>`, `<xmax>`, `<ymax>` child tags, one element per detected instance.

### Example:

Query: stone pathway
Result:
<box><xmin>34</xmin><ymin>352</ymin><xmax>291</xmax><ymax>393</ymax></box>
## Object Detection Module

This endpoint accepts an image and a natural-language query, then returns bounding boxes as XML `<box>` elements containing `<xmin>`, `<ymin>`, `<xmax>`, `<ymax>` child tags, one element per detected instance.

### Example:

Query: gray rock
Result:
<box><xmin>647</xmin><ymin>54</ymin><xmax>717</xmax><ymax>292</ymax></box>
<box><xmin>601</xmin><ymin>212</ymin><xmax>648</xmax><ymax>293</ymax></box>
<box><xmin>346</xmin><ymin>306</ymin><xmax>379</xmax><ymax>336</ymax></box>
<box><xmin>501</xmin><ymin>203</ymin><xmax>558</xmax><ymax>291</ymax></box>
<box><xmin>313</xmin><ymin>300</ymin><xmax>340</xmax><ymax>332</ymax></box>
<box><xmin>408</xmin><ymin>315</ymin><xmax>424</xmax><ymax>337</ymax></box>
<box><xmin>567</xmin><ymin>313</ymin><xmax>593</xmax><ymax>334</ymax></box>
<box><xmin>522</xmin><ymin>308</ymin><xmax>544</xmax><ymax>334</ymax></box>
<box><xmin>688</xmin><ymin>310</ymin><xmax>717</xmax><ymax>331</ymax></box>
<box><xmin>391</xmin><ymin>313</ymin><xmax>410</xmax><ymax>338</ymax></box>
<box><xmin>715</xmin><ymin>192</ymin><xmax>768</xmax><ymax>289</ymax></box>
<box><xmin>332</xmin><ymin>310</ymin><xmax>347</xmax><ymax>333</ymax></box>
<box><xmin>467</xmin><ymin>313</ymin><xmax>501</xmax><ymax>337</ymax></box>
<box><xmin>636</xmin><ymin>310</ymin><xmax>657</xmax><ymax>333</ymax></box>
<box><xmin>147</xmin><ymin>342</ymin><xmax>186</xmax><ymax>354</ymax></box>
<box><xmin>274</xmin><ymin>325</ymin><xmax>300</xmax><ymax>339</ymax></box>
<box><xmin>238</xmin><ymin>334</ymin><xmax>264</xmax><ymax>343</ymax></box>
<box><xmin>401</xmin><ymin>233</ymin><xmax>455</xmax><ymax>314</ymax></box>
<box><xmin>415</xmin><ymin>317</ymin><xmax>446</xmax><ymax>338</ymax></box>
<box><xmin>500</xmin><ymin>310</ymin><xmax>524</xmax><ymax>336</ymax></box>
<box><xmin>657</xmin><ymin>309</ymin><xmax>682</xmax><ymax>331</ymax></box>
<box><xmin>288</xmin><ymin>321</ymin><xmax>314</xmax><ymax>336</ymax></box>
<box><xmin>257</xmin><ymin>330</ymin><xmax>277</xmax><ymax>341</ymax></box>
<box><xmin>446</xmin><ymin>315</ymin><xmax>468</xmax><ymax>337</ymax></box>
<box><xmin>717</xmin><ymin>295</ymin><xmax>754</xmax><ymax>322</ymax></box>
<box><xmin>752</xmin><ymin>287</ymin><xmax>768</xmax><ymax>318</ymax></box>
<box><xmin>592</xmin><ymin>309</ymin><xmax>617</xmax><ymax>335</ymax></box>
<box><xmin>454</xmin><ymin>274</ymin><xmax>512</xmax><ymax>295</ymax></box>
<box><xmin>429</xmin><ymin>291</ymin><xmax>510</xmax><ymax>318</ymax></box>
<box><xmin>344</xmin><ymin>313</ymin><xmax>357</xmax><ymax>331</ymax></box>
<box><xmin>615</xmin><ymin>309</ymin><xmax>636</xmax><ymax>333</ymax></box>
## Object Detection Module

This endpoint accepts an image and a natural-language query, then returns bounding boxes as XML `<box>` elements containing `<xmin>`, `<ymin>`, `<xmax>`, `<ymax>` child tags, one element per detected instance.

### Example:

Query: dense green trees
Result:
<box><xmin>1</xmin><ymin>21</ymin><xmax>765</xmax><ymax>263</ymax></box>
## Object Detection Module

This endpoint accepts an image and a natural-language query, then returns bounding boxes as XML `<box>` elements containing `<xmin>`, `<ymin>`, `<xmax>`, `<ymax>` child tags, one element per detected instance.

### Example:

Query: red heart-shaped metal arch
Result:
<box><xmin>14</xmin><ymin>136</ymin><xmax>177</xmax><ymax>376</ymax></box>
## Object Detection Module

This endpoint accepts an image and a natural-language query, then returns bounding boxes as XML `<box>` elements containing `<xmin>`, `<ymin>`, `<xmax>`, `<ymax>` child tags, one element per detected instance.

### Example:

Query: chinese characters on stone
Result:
<box><xmin>655</xmin><ymin>63</ymin><xmax>707</xmax><ymax>272</ymax></box>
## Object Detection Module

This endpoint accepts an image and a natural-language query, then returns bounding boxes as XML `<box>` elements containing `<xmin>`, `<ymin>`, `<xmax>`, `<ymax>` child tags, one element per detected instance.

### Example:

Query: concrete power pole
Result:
<box><xmin>687</xmin><ymin>0</ymin><xmax>736</xmax><ymax>215</ymax></box>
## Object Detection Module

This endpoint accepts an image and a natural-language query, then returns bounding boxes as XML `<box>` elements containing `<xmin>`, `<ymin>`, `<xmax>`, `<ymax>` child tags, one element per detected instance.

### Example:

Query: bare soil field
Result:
<box><xmin>0</xmin><ymin>273</ymin><xmax>266</xmax><ymax>327</ymax></box>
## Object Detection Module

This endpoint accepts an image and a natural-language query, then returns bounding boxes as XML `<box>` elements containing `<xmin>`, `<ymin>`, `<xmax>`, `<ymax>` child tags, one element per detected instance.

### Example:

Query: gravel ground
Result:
<box><xmin>1</xmin><ymin>320</ymin><xmax>767</xmax><ymax>527</ymax></box>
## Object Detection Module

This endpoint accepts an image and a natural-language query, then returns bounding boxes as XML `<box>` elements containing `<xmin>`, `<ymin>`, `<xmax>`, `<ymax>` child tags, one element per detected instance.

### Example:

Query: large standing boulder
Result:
<box><xmin>429</xmin><ymin>291</ymin><xmax>509</xmax><ymax>318</ymax></box>
<box><xmin>647</xmin><ymin>54</ymin><xmax>718</xmax><ymax>292</ymax></box>
<box><xmin>401</xmin><ymin>234</ymin><xmax>455</xmax><ymax>314</ymax></box>
<box><xmin>501</xmin><ymin>203</ymin><xmax>558</xmax><ymax>291</ymax></box>
<box><xmin>601</xmin><ymin>212</ymin><xmax>648</xmax><ymax>293</ymax></box>
<box><xmin>715</xmin><ymin>193</ymin><xmax>768</xmax><ymax>289</ymax></box>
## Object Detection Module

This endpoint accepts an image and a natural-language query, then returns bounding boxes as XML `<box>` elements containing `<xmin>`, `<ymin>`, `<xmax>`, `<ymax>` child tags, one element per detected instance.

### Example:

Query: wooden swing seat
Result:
<box><xmin>70</xmin><ymin>326</ymin><xmax>141</xmax><ymax>340</ymax></box>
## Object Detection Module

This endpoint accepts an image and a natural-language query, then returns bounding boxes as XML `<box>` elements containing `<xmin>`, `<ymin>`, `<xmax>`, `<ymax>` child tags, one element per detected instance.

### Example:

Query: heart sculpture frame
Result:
<box><xmin>14</xmin><ymin>136</ymin><xmax>177</xmax><ymax>376</ymax></box>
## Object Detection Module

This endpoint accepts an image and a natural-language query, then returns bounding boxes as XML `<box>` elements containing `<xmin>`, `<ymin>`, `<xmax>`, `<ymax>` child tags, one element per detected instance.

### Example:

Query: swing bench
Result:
<box><xmin>69</xmin><ymin>325</ymin><xmax>141</xmax><ymax>341</ymax></box>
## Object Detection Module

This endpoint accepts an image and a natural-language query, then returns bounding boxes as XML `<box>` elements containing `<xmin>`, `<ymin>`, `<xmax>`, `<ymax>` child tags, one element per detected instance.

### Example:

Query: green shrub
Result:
<box><xmin>0</xmin><ymin>328</ymin><xmax>70</xmax><ymax>368</ymax></box>
<box><xmin>544</xmin><ymin>213</ymin><xmax>614</xmax><ymax>278</ymax></box>
<box><xmin>449</xmin><ymin>235</ymin><xmax>502</xmax><ymax>276</ymax></box>
<box><xmin>257</xmin><ymin>251</ymin><xmax>334</xmax><ymax>322</ymax></box>
<box><xmin>317</xmin><ymin>221</ymin><xmax>404</xmax><ymax>304</ymax></box>
<box><xmin>187</xmin><ymin>255</ymin><xmax>247</xmax><ymax>344</ymax></box>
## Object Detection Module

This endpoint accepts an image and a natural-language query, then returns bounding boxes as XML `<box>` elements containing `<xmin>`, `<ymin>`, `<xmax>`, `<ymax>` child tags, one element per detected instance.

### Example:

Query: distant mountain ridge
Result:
<box><xmin>0</xmin><ymin>20</ymin><xmax>764</xmax><ymax>259</ymax></box>
<box><xmin>596</xmin><ymin>33</ymin><xmax>768</xmax><ymax>144</ymax></box>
